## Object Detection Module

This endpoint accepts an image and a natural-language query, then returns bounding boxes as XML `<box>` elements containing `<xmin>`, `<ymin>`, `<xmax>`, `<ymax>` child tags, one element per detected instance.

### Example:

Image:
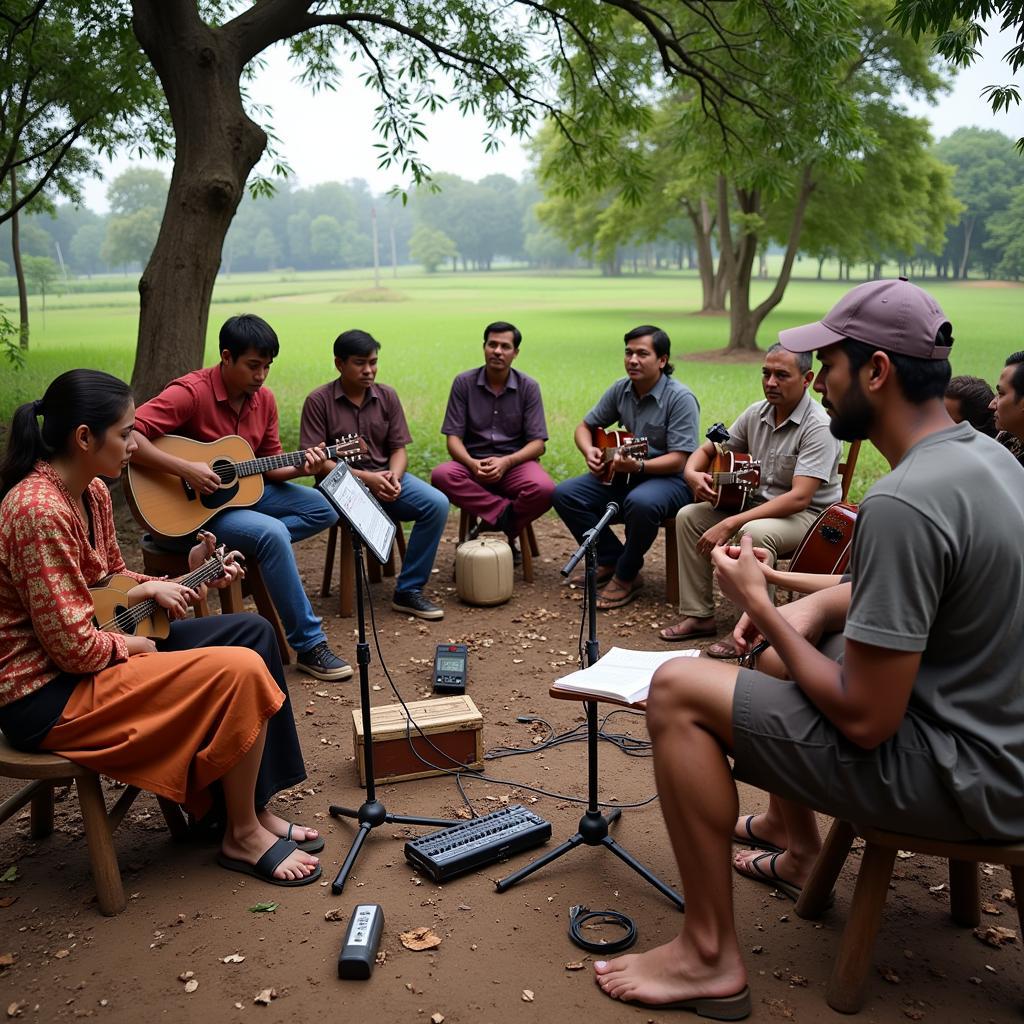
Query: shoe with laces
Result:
<box><xmin>296</xmin><ymin>641</ymin><xmax>353</xmax><ymax>681</ymax></box>
<box><xmin>392</xmin><ymin>590</ymin><xmax>444</xmax><ymax>621</ymax></box>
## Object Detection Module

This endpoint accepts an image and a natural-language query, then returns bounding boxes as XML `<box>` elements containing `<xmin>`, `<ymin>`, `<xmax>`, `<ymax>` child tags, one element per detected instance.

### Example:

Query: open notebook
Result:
<box><xmin>552</xmin><ymin>647</ymin><xmax>701</xmax><ymax>706</ymax></box>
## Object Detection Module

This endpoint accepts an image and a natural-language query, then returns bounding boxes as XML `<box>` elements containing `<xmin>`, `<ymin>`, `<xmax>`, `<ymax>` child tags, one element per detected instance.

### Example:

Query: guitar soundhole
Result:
<box><xmin>212</xmin><ymin>458</ymin><xmax>237</xmax><ymax>485</ymax></box>
<box><xmin>821</xmin><ymin>525</ymin><xmax>843</xmax><ymax>545</ymax></box>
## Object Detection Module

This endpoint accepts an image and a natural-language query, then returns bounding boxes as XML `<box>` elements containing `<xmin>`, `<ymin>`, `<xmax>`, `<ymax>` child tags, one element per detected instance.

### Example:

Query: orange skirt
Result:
<box><xmin>41</xmin><ymin>646</ymin><xmax>284</xmax><ymax>816</ymax></box>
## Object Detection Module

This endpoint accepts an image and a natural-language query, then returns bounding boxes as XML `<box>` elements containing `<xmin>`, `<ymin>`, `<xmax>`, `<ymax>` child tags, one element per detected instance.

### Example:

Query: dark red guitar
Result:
<box><xmin>788</xmin><ymin>502</ymin><xmax>858</xmax><ymax>575</ymax></box>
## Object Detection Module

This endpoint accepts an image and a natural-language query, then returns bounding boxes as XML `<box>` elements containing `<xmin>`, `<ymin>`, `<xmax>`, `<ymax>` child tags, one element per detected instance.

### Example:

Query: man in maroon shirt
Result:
<box><xmin>301</xmin><ymin>329</ymin><xmax>448</xmax><ymax>620</ymax></box>
<box><xmin>131</xmin><ymin>314</ymin><xmax>352</xmax><ymax>681</ymax></box>
<box><xmin>431</xmin><ymin>322</ymin><xmax>554</xmax><ymax>559</ymax></box>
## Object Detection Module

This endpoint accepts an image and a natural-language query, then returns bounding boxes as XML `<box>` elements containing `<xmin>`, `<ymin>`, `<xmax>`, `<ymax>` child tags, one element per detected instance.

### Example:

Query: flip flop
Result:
<box><xmin>733</xmin><ymin>851</ymin><xmax>802</xmax><ymax>902</ymax></box>
<box><xmin>286</xmin><ymin>823</ymin><xmax>325</xmax><ymax>854</ymax></box>
<box><xmin>624</xmin><ymin>987</ymin><xmax>752</xmax><ymax>1021</ymax></box>
<box><xmin>217</xmin><ymin>837</ymin><xmax>322</xmax><ymax>887</ymax></box>
<box><xmin>658</xmin><ymin>621</ymin><xmax>717</xmax><ymax>643</ymax></box>
<box><xmin>732</xmin><ymin>814</ymin><xmax>783</xmax><ymax>854</ymax></box>
<box><xmin>706</xmin><ymin>638</ymin><xmax>740</xmax><ymax>660</ymax></box>
<box><xmin>565</xmin><ymin>566</ymin><xmax>615</xmax><ymax>588</ymax></box>
<box><xmin>596</xmin><ymin>579</ymin><xmax>643</xmax><ymax>610</ymax></box>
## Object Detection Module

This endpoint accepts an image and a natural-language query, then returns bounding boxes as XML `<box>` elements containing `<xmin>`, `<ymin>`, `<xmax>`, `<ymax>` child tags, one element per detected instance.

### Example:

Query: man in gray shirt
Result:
<box><xmin>659</xmin><ymin>343</ymin><xmax>841</xmax><ymax>650</ymax></box>
<box><xmin>592</xmin><ymin>280</ymin><xmax>1024</xmax><ymax>1018</ymax></box>
<box><xmin>552</xmin><ymin>325</ymin><xmax>699</xmax><ymax>609</ymax></box>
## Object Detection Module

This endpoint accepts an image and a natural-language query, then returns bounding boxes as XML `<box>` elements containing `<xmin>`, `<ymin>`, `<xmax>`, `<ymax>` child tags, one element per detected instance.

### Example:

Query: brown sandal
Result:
<box><xmin>658</xmin><ymin>620</ymin><xmax>717</xmax><ymax>643</ymax></box>
<box><xmin>595</xmin><ymin>578</ymin><xmax>643</xmax><ymax>610</ymax></box>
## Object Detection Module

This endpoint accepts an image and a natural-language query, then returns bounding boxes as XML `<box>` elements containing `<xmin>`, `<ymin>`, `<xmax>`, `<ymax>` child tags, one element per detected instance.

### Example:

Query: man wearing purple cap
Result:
<box><xmin>592</xmin><ymin>280</ymin><xmax>1024</xmax><ymax>1018</ymax></box>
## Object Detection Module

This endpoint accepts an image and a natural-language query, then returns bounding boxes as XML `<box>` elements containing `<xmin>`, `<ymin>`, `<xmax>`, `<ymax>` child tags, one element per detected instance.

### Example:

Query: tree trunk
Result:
<box><xmin>724</xmin><ymin>167</ymin><xmax>815</xmax><ymax>351</ymax></box>
<box><xmin>130</xmin><ymin>1</ymin><xmax>267</xmax><ymax>402</ymax></box>
<box><xmin>9</xmin><ymin>170</ymin><xmax>29</xmax><ymax>350</ymax></box>
<box><xmin>958</xmin><ymin>216</ymin><xmax>975</xmax><ymax>280</ymax></box>
<box><xmin>684</xmin><ymin>195</ymin><xmax>727</xmax><ymax>313</ymax></box>
<box><xmin>816</xmin><ymin>255</ymin><xmax>824</xmax><ymax>279</ymax></box>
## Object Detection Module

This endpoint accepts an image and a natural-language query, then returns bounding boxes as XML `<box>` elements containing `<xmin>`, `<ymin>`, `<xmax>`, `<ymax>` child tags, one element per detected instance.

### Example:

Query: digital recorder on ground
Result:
<box><xmin>433</xmin><ymin>643</ymin><xmax>468</xmax><ymax>694</ymax></box>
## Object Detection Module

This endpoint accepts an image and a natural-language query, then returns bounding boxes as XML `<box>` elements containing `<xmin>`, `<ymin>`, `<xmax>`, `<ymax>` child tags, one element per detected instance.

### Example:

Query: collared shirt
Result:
<box><xmin>584</xmin><ymin>373</ymin><xmax>700</xmax><ymax>458</ymax></box>
<box><xmin>440</xmin><ymin>366</ymin><xmax>548</xmax><ymax>458</ymax></box>
<box><xmin>301</xmin><ymin>379</ymin><xmax>413</xmax><ymax>472</ymax></box>
<box><xmin>728</xmin><ymin>391</ymin><xmax>841</xmax><ymax>509</ymax></box>
<box><xmin>0</xmin><ymin>463</ymin><xmax>148</xmax><ymax>707</ymax></box>
<box><xmin>133</xmin><ymin>365</ymin><xmax>284</xmax><ymax>457</ymax></box>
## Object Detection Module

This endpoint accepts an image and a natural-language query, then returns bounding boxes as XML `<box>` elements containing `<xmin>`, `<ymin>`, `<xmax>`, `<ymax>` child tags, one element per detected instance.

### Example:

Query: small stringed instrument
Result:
<box><xmin>787</xmin><ymin>502</ymin><xmax>858</xmax><ymax>575</ymax></box>
<box><xmin>124</xmin><ymin>434</ymin><xmax>367</xmax><ymax>539</ymax></box>
<box><xmin>592</xmin><ymin>427</ymin><xmax>649</xmax><ymax>485</ymax></box>
<box><xmin>89</xmin><ymin>552</ymin><xmax>231</xmax><ymax>639</ymax></box>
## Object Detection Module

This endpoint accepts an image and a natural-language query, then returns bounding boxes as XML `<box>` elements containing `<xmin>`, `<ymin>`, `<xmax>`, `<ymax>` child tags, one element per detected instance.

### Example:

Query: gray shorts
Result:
<box><xmin>731</xmin><ymin>641</ymin><xmax>982</xmax><ymax>842</ymax></box>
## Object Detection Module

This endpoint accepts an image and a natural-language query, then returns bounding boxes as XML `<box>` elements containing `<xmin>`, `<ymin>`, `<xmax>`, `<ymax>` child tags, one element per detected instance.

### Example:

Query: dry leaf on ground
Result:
<box><xmin>400</xmin><ymin>927</ymin><xmax>442</xmax><ymax>951</ymax></box>
<box><xmin>0</xmin><ymin>955</ymin><xmax>14</xmax><ymax>968</ymax></box>
<box><xmin>222</xmin><ymin>954</ymin><xmax>245</xmax><ymax>963</ymax></box>
<box><xmin>324</xmin><ymin>908</ymin><xmax>346</xmax><ymax>922</ymax></box>
<box><xmin>254</xmin><ymin>988</ymin><xmax>277</xmax><ymax>1006</ymax></box>
<box><xmin>522</xmin><ymin>989</ymin><xmax>535</xmax><ymax>1002</ymax></box>
<box><xmin>431</xmin><ymin>1014</ymin><xmax>445</xmax><ymax>1024</ymax></box>
<box><xmin>974</xmin><ymin>925</ymin><xmax>1017</xmax><ymax>947</ymax></box>
<box><xmin>6</xmin><ymin>1002</ymin><xmax>25</xmax><ymax>1019</ymax></box>
<box><xmin>184</xmin><ymin>979</ymin><xmax>199</xmax><ymax>993</ymax></box>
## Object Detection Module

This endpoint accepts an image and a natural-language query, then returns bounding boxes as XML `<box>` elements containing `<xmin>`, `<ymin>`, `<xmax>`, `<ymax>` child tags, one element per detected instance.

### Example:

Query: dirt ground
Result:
<box><xmin>1</xmin><ymin>508</ymin><xmax>1022</xmax><ymax>1023</ymax></box>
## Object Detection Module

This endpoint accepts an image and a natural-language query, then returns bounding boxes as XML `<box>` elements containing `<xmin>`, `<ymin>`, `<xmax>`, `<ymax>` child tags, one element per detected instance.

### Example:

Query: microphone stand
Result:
<box><xmin>496</xmin><ymin>503</ymin><xmax>684</xmax><ymax>909</ymax></box>
<box><xmin>328</xmin><ymin>532</ymin><xmax>459</xmax><ymax>894</ymax></box>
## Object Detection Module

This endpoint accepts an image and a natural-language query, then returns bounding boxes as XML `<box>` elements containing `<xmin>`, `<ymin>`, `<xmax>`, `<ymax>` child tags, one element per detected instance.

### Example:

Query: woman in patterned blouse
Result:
<box><xmin>0</xmin><ymin>370</ymin><xmax>322</xmax><ymax>887</ymax></box>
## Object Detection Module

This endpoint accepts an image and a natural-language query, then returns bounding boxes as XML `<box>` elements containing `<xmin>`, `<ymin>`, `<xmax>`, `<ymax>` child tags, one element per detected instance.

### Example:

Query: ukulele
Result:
<box><xmin>124</xmin><ymin>434</ymin><xmax>367</xmax><ymax>539</ymax></box>
<box><xmin>592</xmin><ymin>427</ymin><xmax>650</xmax><ymax>485</ymax></box>
<box><xmin>787</xmin><ymin>502</ymin><xmax>858</xmax><ymax>575</ymax></box>
<box><xmin>90</xmin><ymin>551</ymin><xmax>232</xmax><ymax>639</ymax></box>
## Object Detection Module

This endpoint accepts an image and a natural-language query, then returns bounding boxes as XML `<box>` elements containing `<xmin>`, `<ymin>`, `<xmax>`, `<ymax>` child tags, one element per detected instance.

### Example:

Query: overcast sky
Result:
<box><xmin>82</xmin><ymin>22</ymin><xmax>1021</xmax><ymax>211</ymax></box>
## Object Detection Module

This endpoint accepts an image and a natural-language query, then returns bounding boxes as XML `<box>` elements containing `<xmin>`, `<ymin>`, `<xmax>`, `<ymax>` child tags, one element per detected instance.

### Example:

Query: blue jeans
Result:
<box><xmin>384</xmin><ymin>473</ymin><xmax>449</xmax><ymax>594</ymax></box>
<box><xmin>207</xmin><ymin>482</ymin><xmax>337</xmax><ymax>654</ymax></box>
<box><xmin>553</xmin><ymin>472</ymin><xmax>692</xmax><ymax>582</ymax></box>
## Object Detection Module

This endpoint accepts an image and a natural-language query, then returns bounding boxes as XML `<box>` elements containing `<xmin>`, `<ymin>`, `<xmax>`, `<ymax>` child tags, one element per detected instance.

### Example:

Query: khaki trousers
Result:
<box><xmin>674</xmin><ymin>502</ymin><xmax>819</xmax><ymax>617</ymax></box>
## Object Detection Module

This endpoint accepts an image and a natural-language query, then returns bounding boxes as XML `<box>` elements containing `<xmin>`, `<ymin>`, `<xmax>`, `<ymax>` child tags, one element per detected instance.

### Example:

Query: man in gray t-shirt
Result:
<box><xmin>592</xmin><ymin>280</ymin><xmax>1024</xmax><ymax>1019</ymax></box>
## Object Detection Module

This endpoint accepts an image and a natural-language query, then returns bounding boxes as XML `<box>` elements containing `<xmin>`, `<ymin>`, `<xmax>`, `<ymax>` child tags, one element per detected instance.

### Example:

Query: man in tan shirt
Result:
<box><xmin>659</xmin><ymin>343</ymin><xmax>841</xmax><ymax>653</ymax></box>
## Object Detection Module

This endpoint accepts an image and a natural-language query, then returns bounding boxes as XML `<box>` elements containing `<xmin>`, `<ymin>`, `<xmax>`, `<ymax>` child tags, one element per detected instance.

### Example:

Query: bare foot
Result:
<box><xmin>594</xmin><ymin>935</ymin><xmax>747</xmax><ymax>1006</ymax></box>
<box><xmin>733</xmin><ymin>811</ymin><xmax>786</xmax><ymax>851</ymax></box>
<box><xmin>222</xmin><ymin>824</ymin><xmax>319</xmax><ymax>881</ymax></box>
<box><xmin>658</xmin><ymin>616</ymin><xmax>716</xmax><ymax>642</ymax></box>
<box><xmin>257</xmin><ymin>808</ymin><xmax>319</xmax><ymax>844</ymax></box>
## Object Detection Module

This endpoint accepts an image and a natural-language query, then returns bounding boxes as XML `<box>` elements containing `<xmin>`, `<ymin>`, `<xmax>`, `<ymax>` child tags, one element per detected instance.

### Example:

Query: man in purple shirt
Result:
<box><xmin>431</xmin><ymin>322</ymin><xmax>555</xmax><ymax>557</ymax></box>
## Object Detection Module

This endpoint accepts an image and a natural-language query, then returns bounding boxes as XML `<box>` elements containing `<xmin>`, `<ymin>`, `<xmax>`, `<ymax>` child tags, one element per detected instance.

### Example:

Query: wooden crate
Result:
<box><xmin>352</xmin><ymin>694</ymin><xmax>484</xmax><ymax>785</ymax></box>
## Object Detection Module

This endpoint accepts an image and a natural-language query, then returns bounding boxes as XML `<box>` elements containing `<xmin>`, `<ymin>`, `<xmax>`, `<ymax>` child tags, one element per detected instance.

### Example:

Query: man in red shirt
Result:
<box><xmin>131</xmin><ymin>314</ymin><xmax>352</xmax><ymax>681</ymax></box>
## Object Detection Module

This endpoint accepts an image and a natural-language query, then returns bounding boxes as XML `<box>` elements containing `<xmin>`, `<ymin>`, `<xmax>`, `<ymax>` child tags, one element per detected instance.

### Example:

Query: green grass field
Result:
<box><xmin>3</xmin><ymin>265</ymin><xmax>1020</xmax><ymax>499</ymax></box>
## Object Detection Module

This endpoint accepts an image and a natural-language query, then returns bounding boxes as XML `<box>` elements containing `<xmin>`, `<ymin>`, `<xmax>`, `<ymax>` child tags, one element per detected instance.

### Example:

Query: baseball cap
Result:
<box><xmin>779</xmin><ymin>278</ymin><xmax>952</xmax><ymax>360</ymax></box>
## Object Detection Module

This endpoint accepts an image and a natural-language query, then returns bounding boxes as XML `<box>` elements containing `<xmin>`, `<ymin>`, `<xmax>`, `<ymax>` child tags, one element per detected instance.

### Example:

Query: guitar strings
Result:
<box><xmin>207</xmin><ymin>433</ymin><xmax>363</xmax><ymax>482</ymax></box>
<box><xmin>97</xmin><ymin>558</ymin><xmax>227</xmax><ymax>633</ymax></box>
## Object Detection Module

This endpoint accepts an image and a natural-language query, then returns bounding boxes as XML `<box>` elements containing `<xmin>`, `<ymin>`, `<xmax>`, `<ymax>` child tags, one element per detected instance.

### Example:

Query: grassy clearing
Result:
<box><xmin>3</xmin><ymin>267</ymin><xmax>1019</xmax><ymax>499</ymax></box>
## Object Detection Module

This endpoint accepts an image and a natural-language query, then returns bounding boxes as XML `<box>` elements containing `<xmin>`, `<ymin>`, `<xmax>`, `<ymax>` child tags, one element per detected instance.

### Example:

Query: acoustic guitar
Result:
<box><xmin>787</xmin><ymin>502</ymin><xmax>858</xmax><ymax>575</ymax></box>
<box><xmin>592</xmin><ymin>427</ymin><xmax>649</xmax><ymax>484</ymax></box>
<box><xmin>90</xmin><ymin>552</ymin><xmax>230</xmax><ymax>639</ymax></box>
<box><xmin>124</xmin><ymin>434</ymin><xmax>367</xmax><ymax>539</ymax></box>
<box><xmin>710</xmin><ymin>445</ymin><xmax>761</xmax><ymax>512</ymax></box>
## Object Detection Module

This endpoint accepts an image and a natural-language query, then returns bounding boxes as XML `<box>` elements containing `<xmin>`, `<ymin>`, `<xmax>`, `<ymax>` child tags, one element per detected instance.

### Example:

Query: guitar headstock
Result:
<box><xmin>330</xmin><ymin>434</ymin><xmax>369</xmax><ymax>464</ymax></box>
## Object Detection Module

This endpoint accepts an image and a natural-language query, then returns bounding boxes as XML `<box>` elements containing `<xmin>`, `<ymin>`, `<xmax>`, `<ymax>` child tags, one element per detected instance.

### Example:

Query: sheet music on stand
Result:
<box><xmin>316</xmin><ymin>459</ymin><xmax>397</xmax><ymax>565</ymax></box>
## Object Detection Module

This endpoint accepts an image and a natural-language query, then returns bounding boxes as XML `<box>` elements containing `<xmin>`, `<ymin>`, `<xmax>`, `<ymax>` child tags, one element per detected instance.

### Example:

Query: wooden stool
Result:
<box><xmin>457</xmin><ymin>509</ymin><xmax>539</xmax><ymax>583</ymax></box>
<box><xmin>795</xmin><ymin>819</ymin><xmax>1024</xmax><ymax>1013</ymax></box>
<box><xmin>0</xmin><ymin>735</ymin><xmax>188</xmax><ymax>916</ymax></box>
<box><xmin>139</xmin><ymin>535</ymin><xmax>290</xmax><ymax>664</ymax></box>
<box><xmin>320</xmin><ymin>521</ymin><xmax>407</xmax><ymax>618</ymax></box>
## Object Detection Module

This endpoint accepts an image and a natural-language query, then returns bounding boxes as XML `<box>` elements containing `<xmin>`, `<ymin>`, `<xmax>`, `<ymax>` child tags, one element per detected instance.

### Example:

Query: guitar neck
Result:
<box><xmin>235</xmin><ymin>441</ymin><xmax>345</xmax><ymax>479</ymax></box>
<box><xmin>98</xmin><ymin>557</ymin><xmax>224</xmax><ymax>634</ymax></box>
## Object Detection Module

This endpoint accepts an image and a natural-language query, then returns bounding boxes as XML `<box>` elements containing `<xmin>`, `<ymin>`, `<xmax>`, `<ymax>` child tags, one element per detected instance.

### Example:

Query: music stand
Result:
<box><xmin>317</xmin><ymin>462</ymin><xmax>458</xmax><ymax>894</ymax></box>
<box><xmin>495</xmin><ymin>504</ymin><xmax>684</xmax><ymax>909</ymax></box>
